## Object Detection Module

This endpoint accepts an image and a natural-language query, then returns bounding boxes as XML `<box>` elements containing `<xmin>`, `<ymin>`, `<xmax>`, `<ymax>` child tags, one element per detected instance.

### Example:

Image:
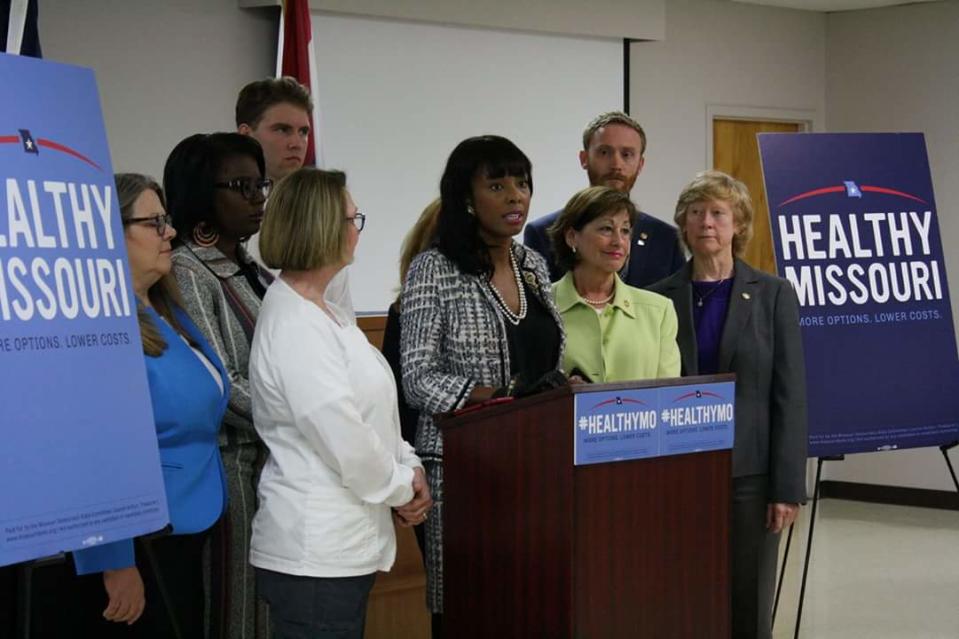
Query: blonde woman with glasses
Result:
<box><xmin>249</xmin><ymin>168</ymin><xmax>429</xmax><ymax>639</ymax></box>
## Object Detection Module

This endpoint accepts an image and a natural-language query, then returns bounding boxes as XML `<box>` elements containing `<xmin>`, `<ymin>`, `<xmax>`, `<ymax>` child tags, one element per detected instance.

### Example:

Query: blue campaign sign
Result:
<box><xmin>0</xmin><ymin>54</ymin><xmax>168</xmax><ymax>567</ymax></box>
<box><xmin>573</xmin><ymin>380</ymin><xmax>735</xmax><ymax>466</ymax></box>
<box><xmin>759</xmin><ymin>132</ymin><xmax>959</xmax><ymax>457</ymax></box>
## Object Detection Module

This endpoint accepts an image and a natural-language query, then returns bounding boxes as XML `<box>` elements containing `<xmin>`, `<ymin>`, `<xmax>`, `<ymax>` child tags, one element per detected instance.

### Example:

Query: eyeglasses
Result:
<box><xmin>123</xmin><ymin>214</ymin><xmax>173</xmax><ymax>237</ymax></box>
<box><xmin>346</xmin><ymin>212</ymin><xmax>366</xmax><ymax>232</ymax></box>
<box><xmin>214</xmin><ymin>177</ymin><xmax>273</xmax><ymax>201</ymax></box>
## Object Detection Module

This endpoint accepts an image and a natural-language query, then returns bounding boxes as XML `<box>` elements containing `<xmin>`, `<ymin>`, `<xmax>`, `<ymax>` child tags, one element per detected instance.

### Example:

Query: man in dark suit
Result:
<box><xmin>523</xmin><ymin>111</ymin><xmax>685</xmax><ymax>285</ymax></box>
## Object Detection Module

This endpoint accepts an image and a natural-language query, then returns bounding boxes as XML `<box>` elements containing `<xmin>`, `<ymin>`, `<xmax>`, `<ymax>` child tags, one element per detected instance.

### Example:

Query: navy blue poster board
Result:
<box><xmin>759</xmin><ymin>132</ymin><xmax>959</xmax><ymax>457</ymax></box>
<box><xmin>0</xmin><ymin>54</ymin><xmax>168</xmax><ymax>567</ymax></box>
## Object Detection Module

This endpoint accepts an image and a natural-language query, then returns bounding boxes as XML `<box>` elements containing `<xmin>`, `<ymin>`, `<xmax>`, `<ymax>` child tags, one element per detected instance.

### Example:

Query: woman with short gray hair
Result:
<box><xmin>650</xmin><ymin>170</ymin><xmax>808</xmax><ymax>639</ymax></box>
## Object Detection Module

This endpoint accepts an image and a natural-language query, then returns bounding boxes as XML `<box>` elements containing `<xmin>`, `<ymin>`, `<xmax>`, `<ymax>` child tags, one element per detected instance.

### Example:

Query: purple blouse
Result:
<box><xmin>691</xmin><ymin>278</ymin><xmax>734</xmax><ymax>375</ymax></box>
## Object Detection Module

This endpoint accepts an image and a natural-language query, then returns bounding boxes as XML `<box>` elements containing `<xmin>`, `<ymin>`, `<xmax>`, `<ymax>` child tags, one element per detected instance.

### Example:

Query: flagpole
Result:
<box><xmin>307</xmin><ymin>35</ymin><xmax>323</xmax><ymax>168</ymax></box>
<box><xmin>5</xmin><ymin>0</ymin><xmax>29</xmax><ymax>55</ymax></box>
<box><xmin>275</xmin><ymin>0</ymin><xmax>285</xmax><ymax>78</ymax></box>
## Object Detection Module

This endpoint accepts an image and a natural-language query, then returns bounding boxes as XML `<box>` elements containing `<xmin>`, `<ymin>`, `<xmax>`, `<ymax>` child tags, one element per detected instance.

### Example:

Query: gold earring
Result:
<box><xmin>192</xmin><ymin>221</ymin><xmax>219</xmax><ymax>247</ymax></box>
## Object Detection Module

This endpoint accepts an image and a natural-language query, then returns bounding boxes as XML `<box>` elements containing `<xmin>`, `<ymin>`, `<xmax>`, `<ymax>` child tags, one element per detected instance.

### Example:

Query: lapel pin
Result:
<box><xmin>742</xmin><ymin>292</ymin><xmax>751</xmax><ymax>300</ymax></box>
<box><xmin>636</xmin><ymin>238</ymin><xmax>646</xmax><ymax>246</ymax></box>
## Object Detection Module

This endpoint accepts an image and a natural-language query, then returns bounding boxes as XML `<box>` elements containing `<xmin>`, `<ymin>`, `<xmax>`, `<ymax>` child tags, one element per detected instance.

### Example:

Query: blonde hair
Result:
<box><xmin>398</xmin><ymin>198</ymin><xmax>441</xmax><ymax>294</ymax></box>
<box><xmin>674</xmin><ymin>170</ymin><xmax>754</xmax><ymax>259</ymax></box>
<box><xmin>260</xmin><ymin>168</ymin><xmax>348</xmax><ymax>270</ymax></box>
<box><xmin>115</xmin><ymin>173</ymin><xmax>189</xmax><ymax>357</ymax></box>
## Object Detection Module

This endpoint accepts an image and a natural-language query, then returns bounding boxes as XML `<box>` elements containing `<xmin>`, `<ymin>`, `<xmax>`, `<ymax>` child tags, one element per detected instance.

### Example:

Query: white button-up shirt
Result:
<box><xmin>249</xmin><ymin>277</ymin><xmax>420</xmax><ymax>577</ymax></box>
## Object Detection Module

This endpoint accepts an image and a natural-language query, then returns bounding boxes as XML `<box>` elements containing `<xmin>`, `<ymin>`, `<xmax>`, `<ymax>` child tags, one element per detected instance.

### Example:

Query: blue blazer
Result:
<box><xmin>73</xmin><ymin>307</ymin><xmax>229</xmax><ymax>574</ymax></box>
<box><xmin>523</xmin><ymin>208</ymin><xmax>686</xmax><ymax>286</ymax></box>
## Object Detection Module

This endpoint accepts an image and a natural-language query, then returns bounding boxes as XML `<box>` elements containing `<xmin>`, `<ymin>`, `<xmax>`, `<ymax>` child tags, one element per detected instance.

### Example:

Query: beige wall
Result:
<box><xmin>628</xmin><ymin>0</ymin><xmax>826</xmax><ymax>223</ymax></box>
<box><xmin>240</xmin><ymin>0</ymin><xmax>666</xmax><ymax>40</ymax></box>
<box><xmin>41</xmin><ymin>0</ymin><xmax>276</xmax><ymax>181</ymax></box>
<box><xmin>36</xmin><ymin>0</ymin><xmax>959</xmax><ymax>490</ymax></box>
<box><xmin>822</xmin><ymin>1</ymin><xmax>959</xmax><ymax>491</ymax></box>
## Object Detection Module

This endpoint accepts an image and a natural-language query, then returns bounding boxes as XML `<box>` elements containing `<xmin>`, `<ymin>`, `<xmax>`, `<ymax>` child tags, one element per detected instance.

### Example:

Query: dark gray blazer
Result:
<box><xmin>649</xmin><ymin>259</ymin><xmax>808</xmax><ymax>503</ymax></box>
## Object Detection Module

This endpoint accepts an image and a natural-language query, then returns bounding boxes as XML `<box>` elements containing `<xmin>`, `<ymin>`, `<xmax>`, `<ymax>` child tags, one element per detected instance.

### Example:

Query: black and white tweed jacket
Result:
<box><xmin>399</xmin><ymin>242</ymin><xmax>565</xmax><ymax>462</ymax></box>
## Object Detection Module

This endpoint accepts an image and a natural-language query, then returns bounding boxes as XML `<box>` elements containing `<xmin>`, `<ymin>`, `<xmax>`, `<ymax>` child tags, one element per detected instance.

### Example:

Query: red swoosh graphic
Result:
<box><xmin>590</xmin><ymin>397</ymin><xmax>647</xmax><ymax>410</ymax></box>
<box><xmin>779</xmin><ymin>186</ymin><xmax>845</xmax><ymax>207</ymax></box>
<box><xmin>672</xmin><ymin>391</ymin><xmax>724</xmax><ymax>403</ymax></box>
<box><xmin>37</xmin><ymin>138</ymin><xmax>103</xmax><ymax>171</ymax></box>
<box><xmin>0</xmin><ymin>133</ymin><xmax>103</xmax><ymax>171</ymax></box>
<box><xmin>859</xmin><ymin>186</ymin><xmax>927</xmax><ymax>204</ymax></box>
<box><xmin>779</xmin><ymin>184</ymin><xmax>927</xmax><ymax>207</ymax></box>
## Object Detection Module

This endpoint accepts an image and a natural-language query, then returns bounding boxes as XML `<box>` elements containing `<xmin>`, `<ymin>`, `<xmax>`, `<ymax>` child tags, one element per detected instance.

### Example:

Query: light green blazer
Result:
<box><xmin>554</xmin><ymin>272</ymin><xmax>681</xmax><ymax>383</ymax></box>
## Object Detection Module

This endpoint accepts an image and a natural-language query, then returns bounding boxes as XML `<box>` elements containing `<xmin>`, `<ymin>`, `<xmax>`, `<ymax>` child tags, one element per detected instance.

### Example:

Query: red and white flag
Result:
<box><xmin>276</xmin><ymin>0</ymin><xmax>321</xmax><ymax>167</ymax></box>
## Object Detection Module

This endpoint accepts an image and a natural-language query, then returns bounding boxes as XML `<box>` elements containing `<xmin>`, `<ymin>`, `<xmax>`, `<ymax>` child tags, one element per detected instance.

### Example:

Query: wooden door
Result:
<box><xmin>713</xmin><ymin>119</ymin><xmax>803</xmax><ymax>274</ymax></box>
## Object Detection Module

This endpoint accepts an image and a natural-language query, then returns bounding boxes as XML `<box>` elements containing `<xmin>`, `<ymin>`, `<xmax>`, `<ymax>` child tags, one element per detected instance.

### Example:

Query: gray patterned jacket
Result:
<box><xmin>399</xmin><ymin>242</ymin><xmax>565</xmax><ymax>461</ymax></box>
<box><xmin>172</xmin><ymin>241</ymin><xmax>268</xmax><ymax>448</ymax></box>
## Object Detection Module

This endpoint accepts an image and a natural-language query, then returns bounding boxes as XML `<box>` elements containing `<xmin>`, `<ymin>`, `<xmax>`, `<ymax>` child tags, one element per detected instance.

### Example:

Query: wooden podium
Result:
<box><xmin>440</xmin><ymin>377</ymin><xmax>733</xmax><ymax>638</ymax></box>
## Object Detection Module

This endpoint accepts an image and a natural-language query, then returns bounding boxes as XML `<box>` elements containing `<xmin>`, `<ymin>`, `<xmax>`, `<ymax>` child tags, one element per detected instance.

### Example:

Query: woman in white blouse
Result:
<box><xmin>248</xmin><ymin>168</ymin><xmax>431</xmax><ymax>639</ymax></box>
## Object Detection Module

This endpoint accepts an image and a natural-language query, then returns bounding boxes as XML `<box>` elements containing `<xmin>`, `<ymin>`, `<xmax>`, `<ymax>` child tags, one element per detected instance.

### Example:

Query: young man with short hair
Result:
<box><xmin>524</xmin><ymin>111</ymin><xmax>685</xmax><ymax>286</ymax></box>
<box><xmin>236</xmin><ymin>77</ymin><xmax>354</xmax><ymax>322</ymax></box>
<box><xmin>236</xmin><ymin>77</ymin><xmax>313</xmax><ymax>182</ymax></box>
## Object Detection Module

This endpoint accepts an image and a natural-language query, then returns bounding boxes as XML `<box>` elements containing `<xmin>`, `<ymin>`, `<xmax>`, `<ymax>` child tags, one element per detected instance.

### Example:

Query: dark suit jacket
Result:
<box><xmin>649</xmin><ymin>259</ymin><xmax>808</xmax><ymax>503</ymax></box>
<box><xmin>523</xmin><ymin>208</ymin><xmax>685</xmax><ymax>286</ymax></box>
<box><xmin>382</xmin><ymin>301</ymin><xmax>419</xmax><ymax>448</ymax></box>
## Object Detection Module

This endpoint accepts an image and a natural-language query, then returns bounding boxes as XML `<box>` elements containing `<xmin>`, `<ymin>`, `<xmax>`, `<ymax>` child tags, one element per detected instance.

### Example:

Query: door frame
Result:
<box><xmin>706</xmin><ymin>104</ymin><xmax>820</xmax><ymax>500</ymax></box>
<box><xmin>704</xmin><ymin>104</ymin><xmax>819</xmax><ymax>168</ymax></box>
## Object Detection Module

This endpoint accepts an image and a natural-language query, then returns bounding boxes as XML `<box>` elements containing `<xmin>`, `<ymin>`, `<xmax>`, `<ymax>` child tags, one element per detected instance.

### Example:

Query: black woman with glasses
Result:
<box><xmin>62</xmin><ymin>173</ymin><xmax>229</xmax><ymax>637</ymax></box>
<box><xmin>163</xmin><ymin>132</ymin><xmax>274</xmax><ymax>639</ymax></box>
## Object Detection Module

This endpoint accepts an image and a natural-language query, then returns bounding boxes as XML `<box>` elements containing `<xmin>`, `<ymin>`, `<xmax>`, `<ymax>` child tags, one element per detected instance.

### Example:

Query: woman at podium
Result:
<box><xmin>547</xmin><ymin>186</ymin><xmax>680</xmax><ymax>382</ymax></box>
<box><xmin>399</xmin><ymin>136</ymin><xmax>565</xmax><ymax>636</ymax></box>
<box><xmin>649</xmin><ymin>170</ymin><xmax>808</xmax><ymax>639</ymax></box>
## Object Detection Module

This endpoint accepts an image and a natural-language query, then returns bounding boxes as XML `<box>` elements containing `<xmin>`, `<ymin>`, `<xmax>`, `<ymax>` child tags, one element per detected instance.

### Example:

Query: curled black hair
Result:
<box><xmin>437</xmin><ymin>135</ymin><xmax>532</xmax><ymax>276</ymax></box>
<box><xmin>163</xmin><ymin>132</ymin><xmax>266</xmax><ymax>242</ymax></box>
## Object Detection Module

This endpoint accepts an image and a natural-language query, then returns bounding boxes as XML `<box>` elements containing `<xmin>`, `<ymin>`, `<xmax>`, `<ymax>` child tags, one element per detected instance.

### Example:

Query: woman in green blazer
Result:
<box><xmin>546</xmin><ymin>186</ymin><xmax>680</xmax><ymax>383</ymax></box>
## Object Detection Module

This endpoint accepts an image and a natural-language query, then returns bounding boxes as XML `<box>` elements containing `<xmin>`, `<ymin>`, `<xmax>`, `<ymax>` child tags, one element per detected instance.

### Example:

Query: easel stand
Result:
<box><xmin>12</xmin><ymin>524</ymin><xmax>172</xmax><ymax>638</ymax></box>
<box><xmin>774</xmin><ymin>444</ymin><xmax>959</xmax><ymax>638</ymax></box>
<box><xmin>15</xmin><ymin>553</ymin><xmax>66</xmax><ymax>639</ymax></box>
<box><xmin>771</xmin><ymin>454</ymin><xmax>844</xmax><ymax>639</ymax></box>
<box><xmin>939</xmin><ymin>442</ymin><xmax>959</xmax><ymax>499</ymax></box>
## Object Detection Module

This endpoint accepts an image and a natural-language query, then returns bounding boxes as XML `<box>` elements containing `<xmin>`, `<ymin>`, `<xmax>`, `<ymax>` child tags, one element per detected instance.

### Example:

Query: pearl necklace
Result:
<box><xmin>487</xmin><ymin>250</ymin><xmax>528</xmax><ymax>326</ymax></box>
<box><xmin>574</xmin><ymin>274</ymin><xmax>614</xmax><ymax>307</ymax></box>
<box><xmin>580</xmin><ymin>291</ymin><xmax>614</xmax><ymax>306</ymax></box>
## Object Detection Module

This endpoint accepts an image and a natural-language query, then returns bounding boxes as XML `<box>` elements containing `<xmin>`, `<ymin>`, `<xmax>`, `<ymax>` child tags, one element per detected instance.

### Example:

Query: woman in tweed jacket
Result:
<box><xmin>400</xmin><ymin>136</ymin><xmax>565</xmax><ymax>635</ymax></box>
<box><xmin>165</xmin><ymin>133</ymin><xmax>273</xmax><ymax>639</ymax></box>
